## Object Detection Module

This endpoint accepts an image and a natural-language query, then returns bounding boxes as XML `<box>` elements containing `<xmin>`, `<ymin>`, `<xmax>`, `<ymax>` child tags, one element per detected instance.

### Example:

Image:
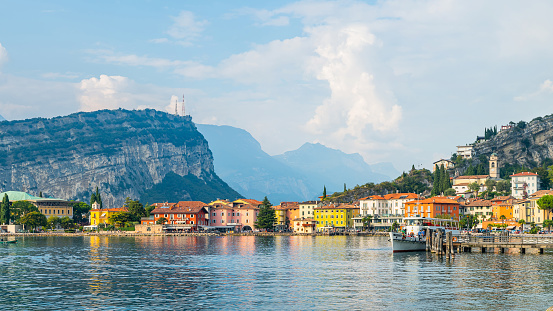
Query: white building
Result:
<box><xmin>510</xmin><ymin>172</ymin><xmax>540</xmax><ymax>199</ymax></box>
<box><xmin>456</xmin><ymin>145</ymin><xmax>474</xmax><ymax>159</ymax></box>
<box><xmin>359</xmin><ymin>193</ymin><xmax>419</xmax><ymax>217</ymax></box>
<box><xmin>433</xmin><ymin>159</ymin><xmax>454</xmax><ymax>171</ymax></box>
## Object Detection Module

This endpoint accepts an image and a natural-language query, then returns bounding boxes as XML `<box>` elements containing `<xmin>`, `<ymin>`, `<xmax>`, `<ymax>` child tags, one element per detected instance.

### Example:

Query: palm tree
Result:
<box><xmin>362</xmin><ymin>215</ymin><xmax>373</xmax><ymax>231</ymax></box>
<box><xmin>543</xmin><ymin>219</ymin><xmax>553</xmax><ymax>233</ymax></box>
<box><xmin>518</xmin><ymin>219</ymin><xmax>526</xmax><ymax>231</ymax></box>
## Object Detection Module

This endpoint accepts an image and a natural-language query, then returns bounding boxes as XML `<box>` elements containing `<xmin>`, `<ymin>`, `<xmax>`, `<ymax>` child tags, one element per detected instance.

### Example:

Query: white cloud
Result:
<box><xmin>0</xmin><ymin>43</ymin><xmax>8</xmax><ymax>68</ymax></box>
<box><xmin>230</xmin><ymin>8</ymin><xmax>290</xmax><ymax>26</ymax></box>
<box><xmin>166</xmin><ymin>11</ymin><xmax>208</xmax><ymax>45</ymax></box>
<box><xmin>41</xmin><ymin>72</ymin><xmax>79</xmax><ymax>79</ymax></box>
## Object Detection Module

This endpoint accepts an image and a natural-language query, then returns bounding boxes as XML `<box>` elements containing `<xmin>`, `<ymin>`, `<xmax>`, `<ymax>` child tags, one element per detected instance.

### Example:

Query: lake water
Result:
<box><xmin>0</xmin><ymin>235</ymin><xmax>552</xmax><ymax>310</ymax></box>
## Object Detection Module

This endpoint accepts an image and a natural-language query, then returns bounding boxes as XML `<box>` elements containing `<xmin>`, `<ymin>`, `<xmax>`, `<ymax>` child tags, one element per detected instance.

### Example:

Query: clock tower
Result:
<box><xmin>489</xmin><ymin>153</ymin><xmax>499</xmax><ymax>179</ymax></box>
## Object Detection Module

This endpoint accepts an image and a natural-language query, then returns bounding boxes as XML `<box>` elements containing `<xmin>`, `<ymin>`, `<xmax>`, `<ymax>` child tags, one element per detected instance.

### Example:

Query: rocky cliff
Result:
<box><xmin>473</xmin><ymin>115</ymin><xmax>553</xmax><ymax>169</ymax></box>
<box><xmin>0</xmin><ymin>109</ymin><xmax>241</xmax><ymax>207</ymax></box>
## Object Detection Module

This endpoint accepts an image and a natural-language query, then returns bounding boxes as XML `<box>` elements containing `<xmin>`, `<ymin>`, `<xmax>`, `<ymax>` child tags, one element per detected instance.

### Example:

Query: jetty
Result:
<box><xmin>427</xmin><ymin>228</ymin><xmax>553</xmax><ymax>255</ymax></box>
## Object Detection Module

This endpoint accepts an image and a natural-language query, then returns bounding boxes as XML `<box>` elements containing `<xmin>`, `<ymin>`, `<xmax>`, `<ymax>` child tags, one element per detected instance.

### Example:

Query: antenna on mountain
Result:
<box><xmin>175</xmin><ymin>98</ymin><xmax>178</xmax><ymax>116</ymax></box>
<box><xmin>182</xmin><ymin>94</ymin><xmax>185</xmax><ymax>116</ymax></box>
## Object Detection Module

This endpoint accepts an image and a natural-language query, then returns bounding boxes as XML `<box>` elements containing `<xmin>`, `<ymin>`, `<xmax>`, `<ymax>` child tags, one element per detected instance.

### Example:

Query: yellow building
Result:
<box><xmin>314</xmin><ymin>204</ymin><xmax>359</xmax><ymax>232</ymax></box>
<box><xmin>0</xmin><ymin>191</ymin><xmax>74</xmax><ymax>219</ymax></box>
<box><xmin>514</xmin><ymin>190</ymin><xmax>553</xmax><ymax>225</ymax></box>
<box><xmin>89</xmin><ymin>202</ymin><xmax>128</xmax><ymax>226</ymax></box>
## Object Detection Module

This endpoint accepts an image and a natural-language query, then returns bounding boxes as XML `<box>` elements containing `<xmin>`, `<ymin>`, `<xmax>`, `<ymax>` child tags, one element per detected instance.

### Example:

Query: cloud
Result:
<box><xmin>166</xmin><ymin>11</ymin><xmax>208</xmax><ymax>45</ymax></box>
<box><xmin>514</xmin><ymin>79</ymin><xmax>553</xmax><ymax>101</ymax></box>
<box><xmin>149</xmin><ymin>38</ymin><xmax>169</xmax><ymax>44</ymax></box>
<box><xmin>230</xmin><ymin>8</ymin><xmax>290</xmax><ymax>26</ymax></box>
<box><xmin>0</xmin><ymin>43</ymin><xmax>8</xmax><ymax>68</ymax></box>
<box><xmin>77</xmin><ymin>74</ymin><xmax>193</xmax><ymax>115</ymax></box>
<box><xmin>41</xmin><ymin>72</ymin><xmax>80</xmax><ymax>79</ymax></box>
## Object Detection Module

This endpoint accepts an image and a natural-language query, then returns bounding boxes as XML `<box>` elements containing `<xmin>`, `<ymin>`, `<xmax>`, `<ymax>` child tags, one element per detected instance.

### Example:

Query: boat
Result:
<box><xmin>390</xmin><ymin>216</ymin><xmax>460</xmax><ymax>253</ymax></box>
<box><xmin>0</xmin><ymin>240</ymin><xmax>17</xmax><ymax>244</ymax></box>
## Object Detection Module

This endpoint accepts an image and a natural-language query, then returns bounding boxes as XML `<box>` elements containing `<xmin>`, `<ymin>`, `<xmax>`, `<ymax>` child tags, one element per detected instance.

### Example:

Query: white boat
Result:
<box><xmin>390</xmin><ymin>216</ymin><xmax>460</xmax><ymax>253</ymax></box>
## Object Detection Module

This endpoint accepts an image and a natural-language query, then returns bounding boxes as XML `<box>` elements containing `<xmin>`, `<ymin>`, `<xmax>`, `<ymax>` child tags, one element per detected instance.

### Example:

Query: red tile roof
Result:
<box><xmin>151</xmin><ymin>201</ymin><xmax>208</xmax><ymax>214</ymax></box>
<box><xmin>510</xmin><ymin>172</ymin><xmax>538</xmax><ymax>177</ymax></box>
<box><xmin>405</xmin><ymin>198</ymin><xmax>460</xmax><ymax>205</ymax></box>
<box><xmin>454</xmin><ymin>175</ymin><xmax>489</xmax><ymax>179</ymax></box>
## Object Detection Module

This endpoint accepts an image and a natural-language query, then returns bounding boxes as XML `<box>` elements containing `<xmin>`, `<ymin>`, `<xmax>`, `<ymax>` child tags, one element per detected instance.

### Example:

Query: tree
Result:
<box><xmin>495</xmin><ymin>180</ymin><xmax>510</xmax><ymax>193</ymax></box>
<box><xmin>323</xmin><ymin>186</ymin><xmax>327</xmax><ymax>200</ymax></box>
<box><xmin>47</xmin><ymin>216</ymin><xmax>60</xmax><ymax>229</ymax></box>
<box><xmin>90</xmin><ymin>187</ymin><xmax>103</xmax><ymax>208</ymax></box>
<box><xmin>362</xmin><ymin>215</ymin><xmax>373</xmax><ymax>231</ymax></box>
<box><xmin>444</xmin><ymin>188</ymin><xmax>456</xmax><ymax>196</ymax></box>
<box><xmin>344</xmin><ymin>183</ymin><xmax>347</xmax><ymax>192</ymax></box>
<box><xmin>20</xmin><ymin>211</ymin><xmax>47</xmax><ymax>232</ymax></box>
<box><xmin>145</xmin><ymin>204</ymin><xmax>155</xmax><ymax>217</ymax></box>
<box><xmin>10</xmin><ymin>201</ymin><xmax>38</xmax><ymax>224</ymax></box>
<box><xmin>109</xmin><ymin>212</ymin><xmax>137</xmax><ymax>227</ymax></box>
<box><xmin>39</xmin><ymin>191</ymin><xmax>43</xmax><ymax>198</ymax></box>
<box><xmin>537</xmin><ymin>194</ymin><xmax>553</xmax><ymax>223</ymax></box>
<box><xmin>72</xmin><ymin>202</ymin><xmax>91</xmax><ymax>224</ymax></box>
<box><xmin>0</xmin><ymin>193</ymin><xmax>10</xmax><ymax>225</ymax></box>
<box><xmin>485</xmin><ymin>179</ymin><xmax>496</xmax><ymax>192</ymax></box>
<box><xmin>156</xmin><ymin>217</ymin><xmax>167</xmax><ymax>225</ymax></box>
<box><xmin>460</xmin><ymin>214</ymin><xmax>478</xmax><ymax>229</ymax></box>
<box><xmin>543</xmin><ymin>219</ymin><xmax>553</xmax><ymax>233</ymax></box>
<box><xmin>440</xmin><ymin>164</ymin><xmax>451</xmax><ymax>193</ymax></box>
<box><xmin>60</xmin><ymin>216</ymin><xmax>74</xmax><ymax>229</ymax></box>
<box><xmin>468</xmin><ymin>182</ymin><xmax>481</xmax><ymax>197</ymax></box>
<box><xmin>124</xmin><ymin>197</ymin><xmax>146</xmax><ymax>218</ymax></box>
<box><xmin>255</xmin><ymin>196</ymin><xmax>276</xmax><ymax>230</ymax></box>
<box><xmin>431</xmin><ymin>165</ymin><xmax>442</xmax><ymax>196</ymax></box>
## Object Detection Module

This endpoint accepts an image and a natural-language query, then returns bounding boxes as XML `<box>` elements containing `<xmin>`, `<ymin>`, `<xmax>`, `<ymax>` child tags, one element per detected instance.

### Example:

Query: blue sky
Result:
<box><xmin>2</xmin><ymin>0</ymin><xmax>553</xmax><ymax>173</ymax></box>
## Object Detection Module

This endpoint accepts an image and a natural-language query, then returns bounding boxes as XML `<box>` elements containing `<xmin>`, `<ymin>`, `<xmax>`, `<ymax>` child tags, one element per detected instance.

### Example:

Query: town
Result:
<box><xmin>0</xmin><ymin>140</ymin><xmax>552</xmax><ymax>236</ymax></box>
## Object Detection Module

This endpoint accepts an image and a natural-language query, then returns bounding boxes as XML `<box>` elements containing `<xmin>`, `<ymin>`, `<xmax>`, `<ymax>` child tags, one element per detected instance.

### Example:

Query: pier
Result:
<box><xmin>427</xmin><ymin>228</ymin><xmax>553</xmax><ymax>255</ymax></box>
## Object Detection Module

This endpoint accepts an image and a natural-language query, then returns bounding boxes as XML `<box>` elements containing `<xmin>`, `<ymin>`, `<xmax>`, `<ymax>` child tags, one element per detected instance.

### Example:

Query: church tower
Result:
<box><xmin>489</xmin><ymin>153</ymin><xmax>499</xmax><ymax>179</ymax></box>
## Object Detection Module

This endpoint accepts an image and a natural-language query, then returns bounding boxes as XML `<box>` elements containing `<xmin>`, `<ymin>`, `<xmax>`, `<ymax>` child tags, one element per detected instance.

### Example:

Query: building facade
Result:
<box><xmin>315</xmin><ymin>204</ymin><xmax>359</xmax><ymax>232</ymax></box>
<box><xmin>511</xmin><ymin>172</ymin><xmax>540</xmax><ymax>199</ymax></box>
<box><xmin>404</xmin><ymin>197</ymin><xmax>460</xmax><ymax>219</ymax></box>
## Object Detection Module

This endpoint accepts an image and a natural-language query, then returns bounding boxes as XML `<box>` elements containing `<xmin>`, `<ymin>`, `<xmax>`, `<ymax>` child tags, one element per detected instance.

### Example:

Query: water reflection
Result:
<box><xmin>1</xmin><ymin>236</ymin><xmax>553</xmax><ymax>310</ymax></box>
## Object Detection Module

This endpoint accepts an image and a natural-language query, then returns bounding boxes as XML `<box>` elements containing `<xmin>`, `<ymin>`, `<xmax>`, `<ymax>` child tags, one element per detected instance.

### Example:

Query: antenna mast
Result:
<box><xmin>175</xmin><ymin>98</ymin><xmax>178</xmax><ymax>115</ymax></box>
<box><xmin>182</xmin><ymin>94</ymin><xmax>185</xmax><ymax>116</ymax></box>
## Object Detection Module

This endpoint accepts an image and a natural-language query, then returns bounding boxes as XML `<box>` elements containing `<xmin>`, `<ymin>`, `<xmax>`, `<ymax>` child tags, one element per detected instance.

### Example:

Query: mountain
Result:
<box><xmin>0</xmin><ymin>114</ymin><xmax>5</xmax><ymax>121</ymax></box>
<box><xmin>0</xmin><ymin>109</ymin><xmax>241</xmax><ymax>207</ymax></box>
<box><xmin>197</xmin><ymin>124</ymin><xmax>396</xmax><ymax>202</ymax></box>
<box><xmin>473</xmin><ymin>115</ymin><xmax>553</xmax><ymax>174</ymax></box>
<box><xmin>274</xmin><ymin>143</ymin><xmax>393</xmax><ymax>193</ymax></box>
<box><xmin>196</xmin><ymin>124</ymin><xmax>313</xmax><ymax>203</ymax></box>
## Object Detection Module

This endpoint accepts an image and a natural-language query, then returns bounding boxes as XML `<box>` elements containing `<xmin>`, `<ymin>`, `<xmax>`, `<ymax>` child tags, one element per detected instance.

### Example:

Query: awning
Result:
<box><xmin>506</xmin><ymin>226</ymin><xmax>516</xmax><ymax>230</ymax></box>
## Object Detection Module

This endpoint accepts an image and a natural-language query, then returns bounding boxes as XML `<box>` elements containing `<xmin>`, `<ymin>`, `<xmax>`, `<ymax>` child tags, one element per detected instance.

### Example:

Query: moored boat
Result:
<box><xmin>0</xmin><ymin>240</ymin><xmax>17</xmax><ymax>244</ymax></box>
<box><xmin>390</xmin><ymin>216</ymin><xmax>459</xmax><ymax>253</ymax></box>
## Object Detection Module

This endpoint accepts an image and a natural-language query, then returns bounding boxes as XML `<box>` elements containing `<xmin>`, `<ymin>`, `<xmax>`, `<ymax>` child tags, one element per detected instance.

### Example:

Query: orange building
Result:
<box><xmin>492</xmin><ymin>203</ymin><xmax>514</xmax><ymax>220</ymax></box>
<box><xmin>149</xmin><ymin>201</ymin><xmax>209</xmax><ymax>231</ymax></box>
<box><xmin>404</xmin><ymin>197</ymin><xmax>460</xmax><ymax>220</ymax></box>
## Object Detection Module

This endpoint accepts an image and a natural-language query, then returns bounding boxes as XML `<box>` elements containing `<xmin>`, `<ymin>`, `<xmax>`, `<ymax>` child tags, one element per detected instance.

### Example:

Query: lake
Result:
<box><xmin>0</xmin><ymin>235</ymin><xmax>552</xmax><ymax>310</ymax></box>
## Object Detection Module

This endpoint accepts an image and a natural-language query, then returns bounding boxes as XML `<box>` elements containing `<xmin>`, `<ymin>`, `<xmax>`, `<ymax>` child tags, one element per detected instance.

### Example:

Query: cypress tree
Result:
<box><xmin>39</xmin><ymin>191</ymin><xmax>42</xmax><ymax>198</ymax></box>
<box><xmin>90</xmin><ymin>192</ymin><xmax>97</xmax><ymax>207</ymax></box>
<box><xmin>95</xmin><ymin>187</ymin><xmax>103</xmax><ymax>209</ymax></box>
<box><xmin>323</xmin><ymin>186</ymin><xmax>327</xmax><ymax>199</ymax></box>
<box><xmin>344</xmin><ymin>183</ymin><xmax>347</xmax><ymax>192</ymax></box>
<box><xmin>432</xmin><ymin>165</ymin><xmax>442</xmax><ymax>196</ymax></box>
<box><xmin>1</xmin><ymin>194</ymin><xmax>10</xmax><ymax>225</ymax></box>
<box><xmin>440</xmin><ymin>164</ymin><xmax>450</xmax><ymax>193</ymax></box>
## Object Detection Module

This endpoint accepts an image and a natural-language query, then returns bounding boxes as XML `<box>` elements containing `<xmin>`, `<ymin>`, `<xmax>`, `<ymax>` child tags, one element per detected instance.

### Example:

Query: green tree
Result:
<box><xmin>60</xmin><ymin>216</ymin><xmax>74</xmax><ymax>229</ymax></box>
<box><xmin>543</xmin><ymin>219</ymin><xmax>553</xmax><ymax>233</ymax></box>
<box><xmin>72</xmin><ymin>202</ymin><xmax>91</xmax><ymax>224</ymax></box>
<box><xmin>323</xmin><ymin>186</ymin><xmax>327</xmax><ymax>200</ymax></box>
<box><xmin>468</xmin><ymin>182</ymin><xmax>481</xmax><ymax>196</ymax></box>
<box><xmin>39</xmin><ymin>191</ymin><xmax>43</xmax><ymax>198</ymax></box>
<box><xmin>362</xmin><ymin>215</ymin><xmax>373</xmax><ymax>230</ymax></box>
<box><xmin>460</xmin><ymin>214</ymin><xmax>478</xmax><ymax>229</ymax></box>
<box><xmin>90</xmin><ymin>187</ymin><xmax>103</xmax><ymax>208</ymax></box>
<box><xmin>156</xmin><ymin>217</ymin><xmax>167</xmax><ymax>225</ymax></box>
<box><xmin>444</xmin><ymin>188</ymin><xmax>456</xmax><ymax>196</ymax></box>
<box><xmin>495</xmin><ymin>180</ymin><xmax>510</xmax><ymax>193</ymax></box>
<box><xmin>254</xmin><ymin>196</ymin><xmax>276</xmax><ymax>230</ymax></box>
<box><xmin>10</xmin><ymin>201</ymin><xmax>38</xmax><ymax>224</ymax></box>
<box><xmin>109</xmin><ymin>211</ymin><xmax>137</xmax><ymax>227</ymax></box>
<box><xmin>124</xmin><ymin>197</ymin><xmax>146</xmax><ymax>218</ymax></box>
<box><xmin>20</xmin><ymin>211</ymin><xmax>47</xmax><ymax>232</ymax></box>
<box><xmin>465</xmin><ymin>164</ymin><xmax>476</xmax><ymax>176</ymax></box>
<box><xmin>145</xmin><ymin>204</ymin><xmax>155</xmax><ymax>217</ymax></box>
<box><xmin>0</xmin><ymin>193</ymin><xmax>10</xmax><ymax>225</ymax></box>
<box><xmin>47</xmin><ymin>216</ymin><xmax>60</xmax><ymax>229</ymax></box>
<box><xmin>344</xmin><ymin>183</ymin><xmax>347</xmax><ymax>192</ymax></box>
<box><xmin>537</xmin><ymin>194</ymin><xmax>553</xmax><ymax>223</ymax></box>
<box><xmin>431</xmin><ymin>165</ymin><xmax>442</xmax><ymax>196</ymax></box>
<box><xmin>485</xmin><ymin>179</ymin><xmax>496</xmax><ymax>192</ymax></box>
<box><xmin>440</xmin><ymin>164</ymin><xmax>451</xmax><ymax>193</ymax></box>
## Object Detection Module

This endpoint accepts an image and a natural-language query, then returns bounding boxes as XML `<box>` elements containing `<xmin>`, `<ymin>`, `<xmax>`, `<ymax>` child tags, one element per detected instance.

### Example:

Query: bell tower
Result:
<box><xmin>489</xmin><ymin>153</ymin><xmax>499</xmax><ymax>179</ymax></box>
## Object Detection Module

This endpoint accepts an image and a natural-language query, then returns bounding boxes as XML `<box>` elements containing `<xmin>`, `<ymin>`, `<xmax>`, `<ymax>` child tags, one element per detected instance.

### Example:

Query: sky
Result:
<box><xmin>1</xmin><ymin>0</ymin><xmax>553</xmax><ymax>173</ymax></box>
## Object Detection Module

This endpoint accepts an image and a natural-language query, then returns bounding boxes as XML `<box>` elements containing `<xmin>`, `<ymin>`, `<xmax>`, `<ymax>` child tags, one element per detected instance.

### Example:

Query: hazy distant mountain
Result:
<box><xmin>197</xmin><ymin>124</ymin><xmax>397</xmax><ymax>203</ymax></box>
<box><xmin>274</xmin><ymin>143</ymin><xmax>393</xmax><ymax>194</ymax></box>
<box><xmin>196</xmin><ymin>124</ymin><xmax>314</xmax><ymax>203</ymax></box>
<box><xmin>0</xmin><ymin>114</ymin><xmax>5</xmax><ymax>121</ymax></box>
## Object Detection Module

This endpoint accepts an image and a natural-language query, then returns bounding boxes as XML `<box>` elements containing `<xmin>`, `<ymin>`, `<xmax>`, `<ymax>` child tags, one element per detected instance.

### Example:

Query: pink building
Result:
<box><xmin>208</xmin><ymin>199</ymin><xmax>261</xmax><ymax>231</ymax></box>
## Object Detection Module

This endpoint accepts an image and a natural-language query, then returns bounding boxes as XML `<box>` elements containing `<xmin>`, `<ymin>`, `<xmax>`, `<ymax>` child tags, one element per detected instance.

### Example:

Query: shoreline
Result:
<box><xmin>0</xmin><ymin>231</ymin><xmax>390</xmax><ymax>238</ymax></box>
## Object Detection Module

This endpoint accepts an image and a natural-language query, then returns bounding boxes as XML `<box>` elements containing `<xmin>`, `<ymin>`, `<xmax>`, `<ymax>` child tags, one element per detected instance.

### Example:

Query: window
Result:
<box><xmin>212</xmin><ymin>219</ymin><xmax>215</xmax><ymax>223</ymax></box>
<box><xmin>237</xmin><ymin>213</ymin><xmax>240</xmax><ymax>216</ymax></box>
<box><xmin>222</xmin><ymin>219</ymin><xmax>225</xmax><ymax>223</ymax></box>
<box><xmin>213</xmin><ymin>212</ymin><xmax>216</xmax><ymax>216</ymax></box>
<box><xmin>246</xmin><ymin>219</ymin><xmax>248</xmax><ymax>223</ymax></box>
<box><xmin>164</xmin><ymin>214</ymin><xmax>168</xmax><ymax>218</ymax></box>
<box><xmin>232</xmin><ymin>213</ymin><xmax>235</xmax><ymax>216</ymax></box>
<box><xmin>228</xmin><ymin>213</ymin><xmax>231</xmax><ymax>216</ymax></box>
<box><xmin>221</xmin><ymin>212</ymin><xmax>224</xmax><ymax>216</ymax></box>
<box><xmin>246</xmin><ymin>212</ymin><xmax>249</xmax><ymax>216</ymax></box>
<box><xmin>191</xmin><ymin>221</ymin><xmax>194</xmax><ymax>224</ymax></box>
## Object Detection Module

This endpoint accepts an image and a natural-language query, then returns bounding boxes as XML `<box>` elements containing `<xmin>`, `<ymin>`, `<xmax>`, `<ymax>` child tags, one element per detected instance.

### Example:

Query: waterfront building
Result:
<box><xmin>207</xmin><ymin>199</ymin><xmax>263</xmax><ymax>231</ymax></box>
<box><xmin>90</xmin><ymin>201</ymin><xmax>127</xmax><ymax>226</ymax></box>
<box><xmin>290</xmin><ymin>201</ymin><xmax>321</xmax><ymax>233</ymax></box>
<box><xmin>513</xmin><ymin>190</ymin><xmax>553</xmax><ymax>225</ymax></box>
<box><xmin>461</xmin><ymin>199</ymin><xmax>492</xmax><ymax>222</ymax></box>
<box><xmin>0</xmin><ymin>191</ymin><xmax>74</xmax><ymax>220</ymax></box>
<box><xmin>492</xmin><ymin>203</ymin><xmax>515</xmax><ymax>220</ymax></box>
<box><xmin>150</xmin><ymin>201</ymin><xmax>209</xmax><ymax>232</ymax></box>
<box><xmin>356</xmin><ymin>193</ymin><xmax>418</xmax><ymax>230</ymax></box>
<box><xmin>511</xmin><ymin>172</ymin><xmax>540</xmax><ymax>199</ymax></box>
<box><xmin>404</xmin><ymin>197</ymin><xmax>460</xmax><ymax>220</ymax></box>
<box><xmin>314</xmin><ymin>204</ymin><xmax>359</xmax><ymax>232</ymax></box>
